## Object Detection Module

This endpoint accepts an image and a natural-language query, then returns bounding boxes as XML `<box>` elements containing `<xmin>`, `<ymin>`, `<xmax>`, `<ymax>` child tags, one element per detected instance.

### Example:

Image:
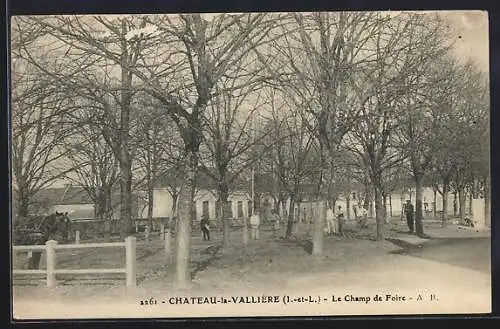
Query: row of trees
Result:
<box><xmin>11</xmin><ymin>12</ymin><xmax>489</xmax><ymax>288</ymax></box>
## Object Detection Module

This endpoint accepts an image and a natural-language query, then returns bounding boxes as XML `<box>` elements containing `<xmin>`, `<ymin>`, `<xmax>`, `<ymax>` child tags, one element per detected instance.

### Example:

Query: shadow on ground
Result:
<box><xmin>388</xmin><ymin>237</ymin><xmax>490</xmax><ymax>274</ymax></box>
<box><xmin>190</xmin><ymin>244</ymin><xmax>222</xmax><ymax>280</ymax></box>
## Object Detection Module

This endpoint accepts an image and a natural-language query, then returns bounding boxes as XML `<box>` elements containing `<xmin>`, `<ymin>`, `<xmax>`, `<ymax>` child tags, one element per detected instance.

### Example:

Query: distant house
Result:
<box><xmin>252</xmin><ymin>173</ymin><xmax>461</xmax><ymax>221</ymax></box>
<box><xmin>27</xmin><ymin>185</ymin><xmax>142</xmax><ymax>221</ymax></box>
<box><xmin>141</xmin><ymin>169</ymin><xmax>252</xmax><ymax>222</ymax></box>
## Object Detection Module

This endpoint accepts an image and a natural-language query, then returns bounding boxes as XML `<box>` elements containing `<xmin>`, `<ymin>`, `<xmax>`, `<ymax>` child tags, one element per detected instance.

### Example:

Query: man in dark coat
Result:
<box><xmin>200</xmin><ymin>215</ymin><xmax>210</xmax><ymax>241</ymax></box>
<box><xmin>405</xmin><ymin>200</ymin><xmax>415</xmax><ymax>233</ymax></box>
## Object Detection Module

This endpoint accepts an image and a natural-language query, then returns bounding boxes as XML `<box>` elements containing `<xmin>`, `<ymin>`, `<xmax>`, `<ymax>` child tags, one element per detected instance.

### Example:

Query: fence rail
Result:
<box><xmin>12</xmin><ymin>236</ymin><xmax>136</xmax><ymax>287</ymax></box>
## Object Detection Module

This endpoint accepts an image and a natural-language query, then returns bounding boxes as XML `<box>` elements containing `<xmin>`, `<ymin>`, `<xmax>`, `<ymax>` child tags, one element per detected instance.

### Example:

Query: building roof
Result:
<box><xmin>155</xmin><ymin>167</ymin><xmax>250</xmax><ymax>192</ymax></box>
<box><xmin>33</xmin><ymin>186</ymin><xmax>94</xmax><ymax>206</ymax></box>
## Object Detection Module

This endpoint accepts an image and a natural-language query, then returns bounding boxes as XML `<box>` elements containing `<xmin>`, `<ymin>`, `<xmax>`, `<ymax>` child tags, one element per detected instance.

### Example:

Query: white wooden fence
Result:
<box><xmin>12</xmin><ymin>236</ymin><xmax>137</xmax><ymax>287</ymax></box>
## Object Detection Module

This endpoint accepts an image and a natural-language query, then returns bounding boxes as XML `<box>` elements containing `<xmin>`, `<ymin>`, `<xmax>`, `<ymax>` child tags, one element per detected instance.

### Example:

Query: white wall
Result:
<box><xmin>194</xmin><ymin>189</ymin><xmax>217</xmax><ymax>220</ymax></box>
<box><xmin>146</xmin><ymin>188</ymin><xmax>251</xmax><ymax>221</ymax></box>
<box><xmin>265</xmin><ymin>187</ymin><xmax>465</xmax><ymax>221</ymax></box>
<box><xmin>229</xmin><ymin>192</ymin><xmax>251</xmax><ymax>219</ymax></box>
<box><xmin>50</xmin><ymin>204</ymin><xmax>95</xmax><ymax>218</ymax></box>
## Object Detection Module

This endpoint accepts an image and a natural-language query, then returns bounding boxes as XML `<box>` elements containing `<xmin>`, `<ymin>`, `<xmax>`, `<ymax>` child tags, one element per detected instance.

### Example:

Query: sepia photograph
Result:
<box><xmin>9</xmin><ymin>10</ymin><xmax>491</xmax><ymax>319</ymax></box>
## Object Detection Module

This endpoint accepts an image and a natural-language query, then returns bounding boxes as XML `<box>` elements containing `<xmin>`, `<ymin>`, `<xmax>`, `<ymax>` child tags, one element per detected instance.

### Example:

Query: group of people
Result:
<box><xmin>201</xmin><ymin>200</ymin><xmax>469</xmax><ymax>241</ymax></box>
<box><xmin>325</xmin><ymin>205</ymin><xmax>341</xmax><ymax>235</ymax></box>
<box><xmin>325</xmin><ymin>204</ymin><xmax>370</xmax><ymax>235</ymax></box>
<box><xmin>249</xmin><ymin>210</ymin><xmax>281</xmax><ymax>240</ymax></box>
<box><xmin>200</xmin><ymin>202</ymin><xmax>374</xmax><ymax>241</ymax></box>
<box><xmin>199</xmin><ymin>210</ymin><xmax>281</xmax><ymax>242</ymax></box>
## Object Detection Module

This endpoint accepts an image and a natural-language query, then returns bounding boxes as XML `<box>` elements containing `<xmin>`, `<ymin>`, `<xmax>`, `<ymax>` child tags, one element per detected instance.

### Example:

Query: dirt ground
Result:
<box><xmin>12</xmin><ymin>218</ymin><xmax>491</xmax><ymax>303</ymax></box>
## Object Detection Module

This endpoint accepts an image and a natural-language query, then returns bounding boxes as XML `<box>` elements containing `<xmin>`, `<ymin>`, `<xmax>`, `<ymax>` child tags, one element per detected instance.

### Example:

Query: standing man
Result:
<box><xmin>405</xmin><ymin>200</ymin><xmax>414</xmax><ymax>233</ymax></box>
<box><xmin>200</xmin><ymin>215</ymin><xmax>210</xmax><ymax>241</ymax></box>
<box><xmin>250</xmin><ymin>211</ymin><xmax>261</xmax><ymax>240</ymax></box>
<box><xmin>336</xmin><ymin>205</ymin><xmax>345</xmax><ymax>235</ymax></box>
<box><xmin>353</xmin><ymin>204</ymin><xmax>359</xmax><ymax>222</ymax></box>
<box><xmin>326</xmin><ymin>205</ymin><xmax>335</xmax><ymax>235</ymax></box>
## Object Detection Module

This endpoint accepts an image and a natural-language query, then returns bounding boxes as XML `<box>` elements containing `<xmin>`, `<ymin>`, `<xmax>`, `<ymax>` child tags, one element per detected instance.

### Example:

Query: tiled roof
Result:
<box><xmin>30</xmin><ymin>185</ymin><xmax>134</xmax><ymax>209</ymax></box>
<box><xmin>155</xmin><ymin>167</ymin><xmax>250</xmax><ymax>191</ymax></box>
<box><xmin>33</xmin><ymin>186</ymin><xmax>93</xmax><ymax>205</ymax></box>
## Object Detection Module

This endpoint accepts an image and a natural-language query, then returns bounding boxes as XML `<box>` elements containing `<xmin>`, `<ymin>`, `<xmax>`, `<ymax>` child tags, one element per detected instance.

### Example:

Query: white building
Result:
<box><xmin>139</xmin><ymin>170</ymin><xmax>252</xmax><ymax>222</ymax></box>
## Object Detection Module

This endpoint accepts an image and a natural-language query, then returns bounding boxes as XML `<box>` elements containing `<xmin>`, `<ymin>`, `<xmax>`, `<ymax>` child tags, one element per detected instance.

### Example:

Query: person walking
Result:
<box><xmin>250</xmin><ymin>211</ymin><xmax>261</xmax><ymax>240</ymax></box>
<box><xmin>326</xmin><ymin>205</ymin><xmax>335</xmax><ymax>235</ymax></box>
<box><xmin>405</xmin><ymin>200</ymin><xmax>415</xmax><ymax>233</ymax></box>
<box><xmin>200</xmin><ymin>215</ymin><xmax>210</xmax><ymax>241</ymax></box>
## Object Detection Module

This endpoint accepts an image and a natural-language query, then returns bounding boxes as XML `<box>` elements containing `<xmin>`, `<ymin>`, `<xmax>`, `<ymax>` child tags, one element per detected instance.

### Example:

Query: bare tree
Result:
<box><xmin>262</xmin><ymin>12</ymin><xmax>385</xmax><ymax>253</ymax></box>
<box><xmin>446</xmin><ymin>61</ymin><xmax>489</xmax><ymax>224</ymax></box>
<box><xmin>312</xmin><ymin>12</ymin><xmax>447</xmax><ymax>240</ymax></box>
<box><xmin>17</xmin><ymin>15</ymin><xmax>161</xmax><ymax>238</ymax></box>
<box><xmin>137</xmin><ymin>13</ymin><xmax>278</xmax><ymax>287</ymax></box>
<box><xmin>199</xmin><ymin>76</ymin><xmax>271</xmax><ymax>248</ymax></box>
<box><xmin>261</xmin><ymin>89</ymin><xmax>319</xmax><ymax>239</ymax></box>
<box><xmin>11</xmin><ymin>35</ymin><xmax>78</xmax><ymax>217</ymax></box>
<box><xmin>391</xmin><ymin>14</ymin><xmax>452</xmax><ymax>236</ymax></box>
<box><xmin>63</xmin><ymin>111</ymin><xmax>120</xmax><ymax>224</ymax></box>
<box><xmin>132</xmin><ymin>97</ymin><xmax>183</xmax><ymax>231</ymax></box>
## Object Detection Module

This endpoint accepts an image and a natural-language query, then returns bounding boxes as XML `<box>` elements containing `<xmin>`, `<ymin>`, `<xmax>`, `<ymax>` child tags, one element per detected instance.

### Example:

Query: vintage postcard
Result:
<box><xmin>10</xmin><ymin>10</ymin><xmax>491</xmax><ymax>319</ymax></box>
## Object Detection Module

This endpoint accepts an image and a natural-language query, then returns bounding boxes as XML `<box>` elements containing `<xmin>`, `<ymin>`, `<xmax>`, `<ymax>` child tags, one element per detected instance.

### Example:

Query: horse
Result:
<box><xmin>13</xmin><ymin>212</ymin><xmax>72</xmax><ymax>269</ymax></box>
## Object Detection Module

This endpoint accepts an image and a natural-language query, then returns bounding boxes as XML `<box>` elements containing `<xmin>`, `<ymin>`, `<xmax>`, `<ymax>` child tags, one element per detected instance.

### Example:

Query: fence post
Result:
<box><xmin>75</xmin><ymin>230</ymin><xmax>80</xmax><ymax>244</ymax></box>
<box><xmin>135</xmin><ymin>221</ymin><xmax>139</xmax><ymax>233</ymax></box>
<box><xmin>160</xmin><ymin>223</ymin><xmax>165</xmax><ymax>240</ymax></box>
<box><xmin>125</xmin><ymin>236</ymin><xmax>137</xmax><ymax>287</ymax></box>
<box><xmin>46</xmin><ymin>240</ymin><xmax>58</xmax><ymax>287</ymax></box>
<box><xmin>164</xmin><ymin>229</ymin><xmax>171</xmax><ymax>260</ymax></box>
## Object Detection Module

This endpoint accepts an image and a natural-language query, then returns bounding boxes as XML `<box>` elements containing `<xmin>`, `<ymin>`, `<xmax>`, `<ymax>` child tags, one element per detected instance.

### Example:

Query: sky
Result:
<box><xmin>444</xmin><ymin>10</ymin><xmax>489</xmax><ymax>72</ymax></box>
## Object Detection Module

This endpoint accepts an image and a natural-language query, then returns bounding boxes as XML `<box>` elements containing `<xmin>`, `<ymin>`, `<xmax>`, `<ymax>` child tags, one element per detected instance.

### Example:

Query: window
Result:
<box><xmin>248</xmin><ymin>201</ymin><xmax>253</xmax><ymax>217</ymax></box>
<box><xmin>227</xmin><ymin>202</ymin><xmax>233</xmax><ymax>218</ymax></box>
<box><xmin>202</xmin><ymin>201</ymin><xmax>209</xmax><ymax>219</ymax></box>
<box><xmin>237</xmin><ymin>201</ymin><xmax>243</xmax><ymax>218</ymax></box>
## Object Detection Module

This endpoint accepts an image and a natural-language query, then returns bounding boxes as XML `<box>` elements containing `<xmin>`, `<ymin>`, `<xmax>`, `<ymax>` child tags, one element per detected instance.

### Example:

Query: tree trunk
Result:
<box><xmin>345</xmin><ymin>192</ymin><xmax>351</xmax><ymax>221</ymax></box>
<box><xmin>174</xmin><ymin>153</ymin><xmax>196</xmax><ymax>289</ymax></box>
<box><xmin>458</xmin><ymin>186</ymin><xmax>466</xmax><ymax>224</ymax></box>
<box><xmin>453</xmin><ymin>192</ymin><xmax>458</xmax><ymax>217</ymax></box>
<box><xmin>442</xmin><ymin>183</ymin><xmax>449</xmax><ymax>226</ymax></box>
<box><xmin>382</xmin><ymin>193</ymin><xmax>388</xmax><ymax>224</ymax></box>
<box><xmin>285</xmin><ymin>195</ymin><xmax>295</xmax><ymax>239</ymax></box>
<box><xmin>119</xmin><ymin>158</ymin><xmax>133</xmax><ymax>239</ymax></box>
<box><xmin>373</xmin><ymin>175</ymin><xmax>384</xmax><ymax>241</ymax></box>
<box><xmin>171</xmin><ymin>191</ymin><xmax>179</xmax><ymax>218</ymax></box>
<box><xmin>364</xmin><ymin>183</ymin><xmax>373</xmax><ymax>218</ymax></box>
<box><xmin>118</xmin><ymin>30</ymin><xmax>134</xmax><ymax>239</ymax></box>
<box><xmin>389</xmin><ymin>193</ymin><xmax>393</xmax><ymax>217</ymax></box>
<box><xmin>147</xmin><ymin>181</ymin><xmax>154</xmax><ymax>232</ymax></box>
<box><xmin>484</xmin><ymin>178</ymin><xmax>490</xmax><ymax>227</ymax></box>
<box><xmin>17</xmin><ymin>191</ymin><xmax>29</xmax><ymax>218</ymax></box>
<box><xmin>103</xmin><ymin>187</ymin><xmax>112</xmax><ymax>240</ymax></box>
<box><xmin>414</xmin><ymin>174</ymin><xmax>424</xmax><ymax>236</ymax></box>
<box><xmin>218</xmin><ymin>183</ymin><xmax>230</xmax><ymax>248</ymax></box>
<box><xmin>433</xmin><ymin>187</ymin><xmax>437</xmax><ymax>219</ymax></box>
<box><xmin>312</xmin><ymin>200</ymin><xmax>326</xmax><ymax>255</ymax></box>
<box><xmin>400</xmin><ymin>190</ymin><xmax>405</xmax><ymax>221</ymax></box>
<box><xmin>468</xmin><ymin>185</ymin><xmax>474</xmax><ymax>216</ymax></box>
